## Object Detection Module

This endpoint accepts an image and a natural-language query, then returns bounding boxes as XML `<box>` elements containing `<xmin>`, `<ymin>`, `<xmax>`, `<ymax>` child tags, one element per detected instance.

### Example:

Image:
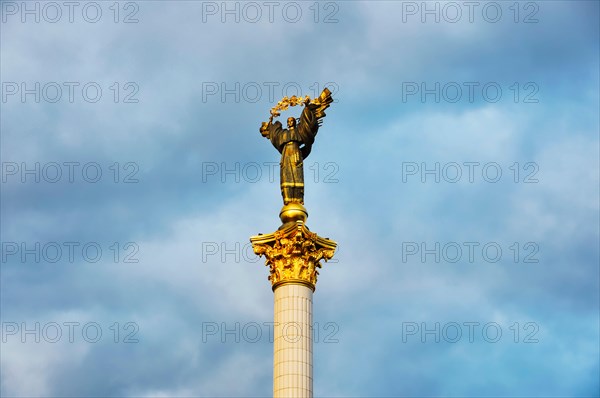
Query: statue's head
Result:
<box><xmin>287</xmin><ymin>117</ymin><xmax>296</xmax><ymax>128</ymax></box>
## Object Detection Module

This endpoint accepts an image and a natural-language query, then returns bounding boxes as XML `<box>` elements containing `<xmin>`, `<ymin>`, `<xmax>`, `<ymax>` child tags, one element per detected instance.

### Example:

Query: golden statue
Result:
<box><xmin>259</xmin><ymin>88</ymin><xmax>333</xmax><ymax>205</ymax></box>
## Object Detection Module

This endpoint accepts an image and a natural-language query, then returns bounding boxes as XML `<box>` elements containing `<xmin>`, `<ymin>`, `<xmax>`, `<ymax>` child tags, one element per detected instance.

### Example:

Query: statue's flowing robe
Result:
<box><xmin>266</xmin><ymin>89</ymin><xmax>333</xmax><ymax>205</ymax></box>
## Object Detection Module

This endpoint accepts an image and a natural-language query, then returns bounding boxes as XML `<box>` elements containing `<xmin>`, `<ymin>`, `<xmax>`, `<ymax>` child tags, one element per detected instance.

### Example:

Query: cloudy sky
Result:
<box><xmin>1</xmin><ymin>1</ymin><xmax>598</xmax><ymax>397</ymax></box>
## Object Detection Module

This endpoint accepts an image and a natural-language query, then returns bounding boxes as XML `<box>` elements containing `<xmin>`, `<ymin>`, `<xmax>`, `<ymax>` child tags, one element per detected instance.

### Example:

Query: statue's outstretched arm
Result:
<box><xmin>298</xmin><ymin>88</ymin><xmax>333</xmax><ymax>136</ymax></box>
<box><xmin>260</xmin><ymin>121</ymin><xmax>271</xmax><ymax>138</ymax></box>
<box><xmin>296</xmin><ymin>88</ymin><xmax>333</xmax><ymax>158</ymax></box>
<box><xmin>260</xmin><ymin>120</ymin><xmax>285</xmax><ymax>153</ymax></box>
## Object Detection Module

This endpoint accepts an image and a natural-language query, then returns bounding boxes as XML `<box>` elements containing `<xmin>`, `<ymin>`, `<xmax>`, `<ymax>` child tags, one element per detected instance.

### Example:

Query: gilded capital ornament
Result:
<box><xmin>250</xmin><ymin>221</ymin><xmax>336</xmax><ymax>291</ymax></box>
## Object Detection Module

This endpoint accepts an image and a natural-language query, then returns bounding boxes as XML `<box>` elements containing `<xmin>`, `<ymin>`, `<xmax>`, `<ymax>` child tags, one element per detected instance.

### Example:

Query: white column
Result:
<box><xmin>273</xmin><ymin>283</ymin><xmax>313</xmax><ymax>398</ymax></box>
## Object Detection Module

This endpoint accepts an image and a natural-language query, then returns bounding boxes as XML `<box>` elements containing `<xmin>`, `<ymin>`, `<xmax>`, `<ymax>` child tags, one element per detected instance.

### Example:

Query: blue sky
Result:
<box><xmin>1</xmin><ymin>1</ymin><xmax>598</xmax><ymax>397</ymax></box>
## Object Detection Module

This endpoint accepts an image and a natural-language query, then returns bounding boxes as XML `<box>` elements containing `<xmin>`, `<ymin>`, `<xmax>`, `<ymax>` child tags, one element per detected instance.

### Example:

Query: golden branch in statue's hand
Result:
<box><xmin>269</xmin><ymin>95</ymin><xmax>311</xmax><ymax>120</ymax></box>
<box><xmin>259</xmin><ymin>88</ymin><xmax>332</xmax><ymax>141</ymax></box>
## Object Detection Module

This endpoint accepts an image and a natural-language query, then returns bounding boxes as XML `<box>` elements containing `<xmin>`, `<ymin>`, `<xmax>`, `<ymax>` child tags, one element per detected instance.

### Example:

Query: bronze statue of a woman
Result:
<box><xmin>259</xmin><ymin>88</ymin><xmax>333</xmax><ymax>206</ymax></box>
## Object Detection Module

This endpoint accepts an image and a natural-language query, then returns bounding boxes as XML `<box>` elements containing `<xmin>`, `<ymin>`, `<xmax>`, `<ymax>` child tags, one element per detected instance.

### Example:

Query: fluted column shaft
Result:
<box><xmin>273</xmin><ymin>283</ymin><xmax>313</xmax><ymax>398</ymax></box>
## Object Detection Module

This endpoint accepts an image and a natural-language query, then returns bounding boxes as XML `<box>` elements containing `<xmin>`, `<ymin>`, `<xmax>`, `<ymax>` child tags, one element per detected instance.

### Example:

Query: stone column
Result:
<box><xmin>251</xmin><ymin>204</ymin><xmax>336</xmax><ymax>398</ymax></box>
<box><xmin>273</xmin><ymin>283</ymin><xmax>313</xmax><ymax>397</ymax></box>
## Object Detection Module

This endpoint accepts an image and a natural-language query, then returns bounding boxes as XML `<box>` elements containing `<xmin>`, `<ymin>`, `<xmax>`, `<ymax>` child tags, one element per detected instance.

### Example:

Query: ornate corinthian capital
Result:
<box><xmin>250</xmin><ymin>221</ymin><xmax>337</xmax><ymax>291</ymax></box>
